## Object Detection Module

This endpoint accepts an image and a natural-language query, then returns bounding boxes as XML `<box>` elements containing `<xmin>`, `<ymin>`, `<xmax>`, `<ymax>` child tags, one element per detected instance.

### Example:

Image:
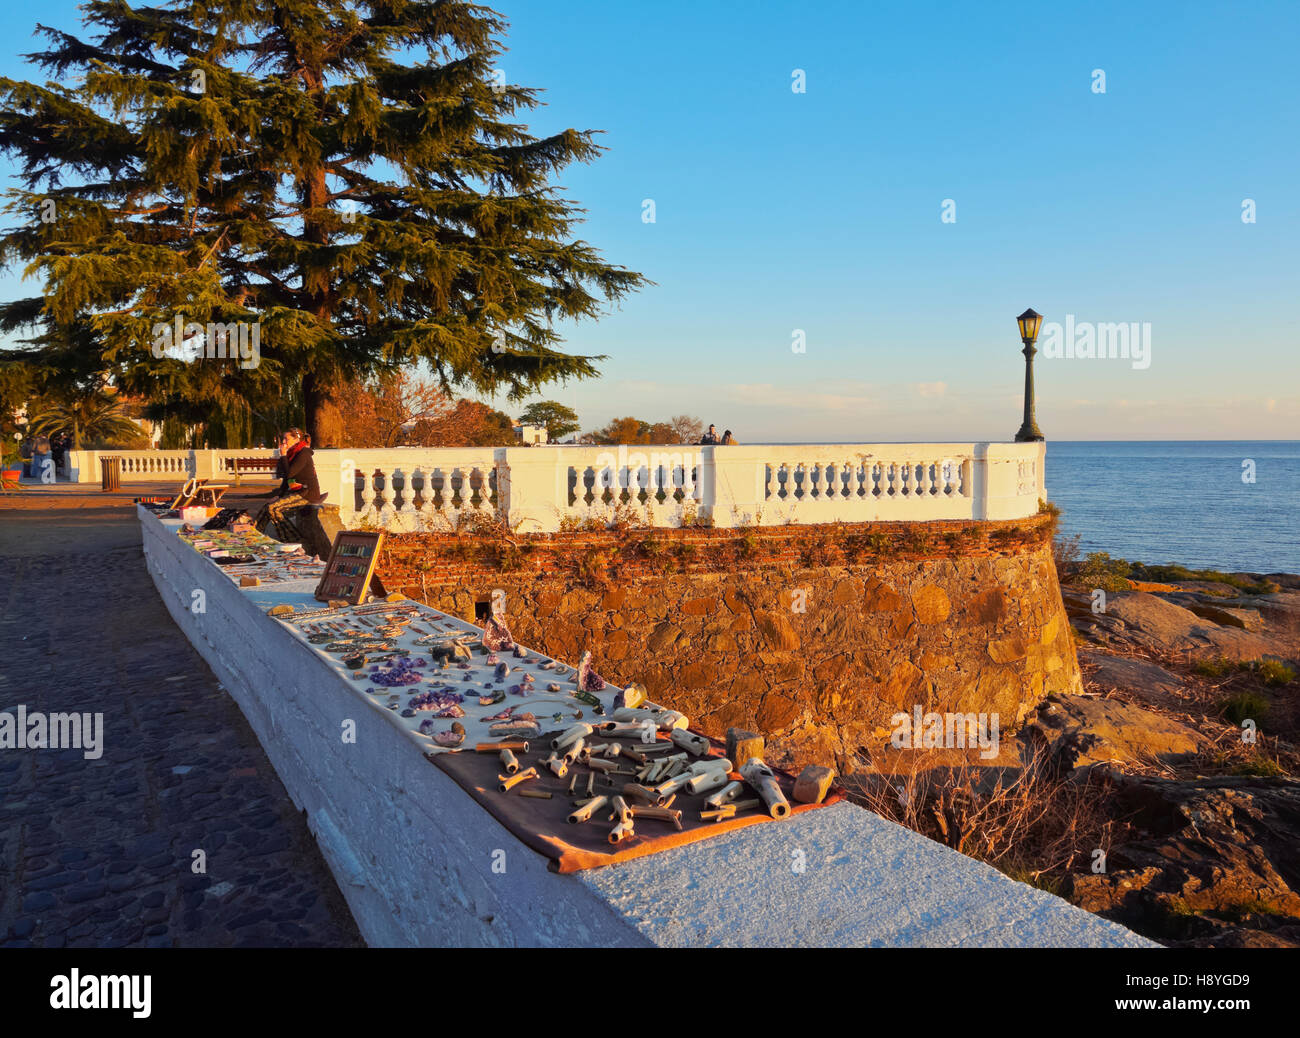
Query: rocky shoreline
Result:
<box><xmin>1045</xmin><ymin>568</ymin><xmax>1300</xmax><ymax>946</ymax></box>
<box><xmin>846</xmin><ymin>561</ymin><xmax>1300</xmax><ymax>947</ymax></box>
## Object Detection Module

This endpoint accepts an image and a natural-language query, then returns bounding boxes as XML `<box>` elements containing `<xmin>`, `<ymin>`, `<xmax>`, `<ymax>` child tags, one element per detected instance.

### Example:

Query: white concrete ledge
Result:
<box><xmin>138</xmin><ymin>507</ymin><xmax>1153</xmax><ymax>948</ymax></box>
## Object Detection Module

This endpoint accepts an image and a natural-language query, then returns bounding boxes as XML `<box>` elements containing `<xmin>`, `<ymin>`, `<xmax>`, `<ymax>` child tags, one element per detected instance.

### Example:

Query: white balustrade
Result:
<box><xmin>63</xmin><ymin>442</ymin><xmax>1047</xmax><ymax>528</ymax></box>
<box><xmin>318</xmin><ymin>448</ymin><xmax>500</xmax><ymax>532</ymax></box>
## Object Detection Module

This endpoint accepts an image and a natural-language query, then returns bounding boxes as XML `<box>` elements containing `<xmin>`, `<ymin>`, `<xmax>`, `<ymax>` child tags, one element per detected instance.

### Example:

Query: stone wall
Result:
<box><xmin>376</xmin><ymin>516</ymin><xmax>1082</xmax><ymax>772</ymax></box>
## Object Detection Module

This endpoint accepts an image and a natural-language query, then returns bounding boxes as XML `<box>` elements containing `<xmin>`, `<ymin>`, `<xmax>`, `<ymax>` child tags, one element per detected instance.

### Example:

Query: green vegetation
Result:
<box><xmin>1195</xmin><ymin>657</ymin><xmax>1294</xmax><ymax>689</ymax></box>
<box><xmin>1076</xmin><ymin>552</ymin><xmax>1132</xmax><ymax>593</ymax></box>
<box><xmin>1252</xmin><ymin>659</ymin><xmax>1296</xmax><ymax>687</ymax></box>
<box><xmin>1218</xmin><ymin>690</ymin><xmax>1270</xmax><ymax>726</ymax></box>
<box><xmin>518</xmin><ymin>401</ymin><xmax>581</xmax><ymax>442</ymax></box>
<box><xmin>0</xmin><ymin>1</ymin><xmax>644</xmax><ymax>444</ymax></box>
<box><xmin>1230</xmin><ymin>755</ymin><xmax>1285</xmax><ymax>778</ymax></box>
<box><xmin>1128</xmin><ymin>563</ymin><xmax>1278</xmax><ymax>595</ymax></box>
<box><xmin>1069</xmin><ymin>553</ymin><xmax>1281</xmax><ymax>596</ymax></box>
<box><xmin>1191</xmin><ymin>656</ymin><xmax>1236</xmax><ymax>680</ymax></box>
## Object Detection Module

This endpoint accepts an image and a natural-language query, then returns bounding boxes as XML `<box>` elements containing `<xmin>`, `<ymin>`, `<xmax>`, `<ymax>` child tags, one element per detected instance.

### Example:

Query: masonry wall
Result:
<box><xmin>376</xmin><ymin>516</ymin><xmax>1082</xmax><ymax>773</ymax></box>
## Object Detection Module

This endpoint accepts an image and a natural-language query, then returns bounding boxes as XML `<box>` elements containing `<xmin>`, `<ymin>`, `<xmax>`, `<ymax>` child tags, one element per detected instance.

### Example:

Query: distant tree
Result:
<box><xmin>28</xmin><ymin>388</ymin><xmax>148</xmax><ymax>449</ymax></box>
<box><xmin>591</xmin><ymin>416</ymin><xmax>651</xmax><ymax>444</ymax></box>
<box><xmin>669</xmin><ymin>415</ymin><xmax>704</xmax><ymax>443</ymax></box>
<box><xmin>519</xmin><ymin>400</ymin><xmax>580</xmax><ymax>441</ymax></box>
<box><xmin>410</xmin><ymin>398</ymin><xmax>515</xmax><ymax>447</ymax></box>
<box><xmin>337</xmin><ymin>371</ymin><xmax>453</xmax><ymax>448</ymax></box>
<box><xmin>645</xmin><ymin>421</ymin><xmax>675</xmax><ymax>443</ymax></box>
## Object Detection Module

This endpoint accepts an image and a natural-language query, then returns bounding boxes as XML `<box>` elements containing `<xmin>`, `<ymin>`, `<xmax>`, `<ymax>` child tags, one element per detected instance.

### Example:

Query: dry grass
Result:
<box><xmin>844</xmin><ymin>746</ymin><xmax>1135</xmax><ymax>888</ymax></box>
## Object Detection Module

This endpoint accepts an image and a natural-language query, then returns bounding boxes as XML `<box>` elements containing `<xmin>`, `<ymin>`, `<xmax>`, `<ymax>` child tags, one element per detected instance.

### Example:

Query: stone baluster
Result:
<box><xmin>377</xmin><ymin>465</ymin><xmax>397</xmax><ymax>514</ymax></box>
<box><xmin>413</xmin><ymin>467</ymin><xmax>434</xmax><ymax>519</ymax></box>
<box><xmin>394</xmin><ymin>468</ymin><xmax>414</xmax><ymax>515</ymax></box>
<box><xmin>358</xmin><ymin>467</ymin><xmax>377</xmax><ymax>517</ymax></box>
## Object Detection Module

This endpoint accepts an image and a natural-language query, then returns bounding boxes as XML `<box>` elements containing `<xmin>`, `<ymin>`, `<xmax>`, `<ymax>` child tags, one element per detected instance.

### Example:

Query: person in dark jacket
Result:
<box><xmin>255</xmin><ymin>428</ymin><xmax>325</xmax><ymax>540</ymax></box>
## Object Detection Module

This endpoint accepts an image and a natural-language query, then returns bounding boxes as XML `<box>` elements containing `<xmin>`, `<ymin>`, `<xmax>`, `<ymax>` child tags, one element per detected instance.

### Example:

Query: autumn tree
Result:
<box><xmin>0</xmin><ymin>1</ymin><xmax>644</xmax><ymax>446</ymax></box>
<box><xmin>336</xmin><ymin>369</ymin><xmax>453</xmax><ymax>447</ymax></box>
<box><xmin>586</xmin><ymin>414</ymin><xmax>704</xmax><ymax>444</ymax></box>
<box><xmin>669</xmin><ymin>414</ymin><xmax>704</xmax><ymax>444</ymax></box>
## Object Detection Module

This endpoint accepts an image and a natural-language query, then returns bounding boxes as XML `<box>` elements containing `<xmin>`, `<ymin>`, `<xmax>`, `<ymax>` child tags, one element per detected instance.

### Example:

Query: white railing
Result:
<box><xmin>326</xmin><ymin>448</ymin><xmax>500</xmax><ymax>532</ymax></box>
<box><xmin>66</xmin><ymin>441</ymin><xmax>1047</xmax><ymax>529</ymax></box>
<box><xmin>315</xmin><ymin>441</ymin><xmax>1045</xmax><ymax>531</ymax></box>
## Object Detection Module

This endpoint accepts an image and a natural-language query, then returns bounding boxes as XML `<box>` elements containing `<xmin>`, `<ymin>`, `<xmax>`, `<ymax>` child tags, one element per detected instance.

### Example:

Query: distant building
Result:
<box><xmin>513</xmin><ymin>423</ymin><xmax>548</xmax><ymax>445</ymax></box>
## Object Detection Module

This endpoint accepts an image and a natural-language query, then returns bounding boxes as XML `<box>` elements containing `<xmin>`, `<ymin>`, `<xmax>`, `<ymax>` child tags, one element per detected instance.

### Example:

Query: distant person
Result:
<box><xmin>700</xmin><ymin>424</ymin><xmax>719</xmax><ymax>445</ymax></box>
<box><xmin>51</xmin><ymin>432</ymin><xmax>68</xmax><ymax>476</ymax></box>
<box><xmin>29</xmin><ymin>435</ymin><xmax>53</xmax><ymax>481</ymax></box>
<box><xmin>720</xmin><ymin>429</ymin><xmax>737</xmax><ymax>445</ymax></box>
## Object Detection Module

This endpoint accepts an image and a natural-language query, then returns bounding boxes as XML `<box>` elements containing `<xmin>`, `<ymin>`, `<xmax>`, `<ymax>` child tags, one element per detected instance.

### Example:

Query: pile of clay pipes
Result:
<box><xmin>479</xmin><ymin>688</ymin><xmax>820</xmax><ymax>847</ymax></box>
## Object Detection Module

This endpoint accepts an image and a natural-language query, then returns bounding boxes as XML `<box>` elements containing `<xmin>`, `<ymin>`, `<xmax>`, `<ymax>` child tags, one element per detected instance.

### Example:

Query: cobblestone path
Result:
<box><xmin>0</xmin><ymin>491</ymin><xmax>363</xmax><ymax>947</ymax></box>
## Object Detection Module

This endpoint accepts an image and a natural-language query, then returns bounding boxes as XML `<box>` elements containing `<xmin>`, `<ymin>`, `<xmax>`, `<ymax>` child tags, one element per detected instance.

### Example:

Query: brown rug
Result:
<box><xmin>432</xmin><ymin>731</ymin><xmax>840</xmax><ymax>873</ymax></box>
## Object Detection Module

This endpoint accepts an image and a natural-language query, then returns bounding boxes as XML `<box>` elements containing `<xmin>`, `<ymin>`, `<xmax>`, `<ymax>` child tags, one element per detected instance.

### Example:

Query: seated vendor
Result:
<box><xmin>254</xmin><ymin>427</ymin><xmax>326</xmax><ymax>540</ymax></box>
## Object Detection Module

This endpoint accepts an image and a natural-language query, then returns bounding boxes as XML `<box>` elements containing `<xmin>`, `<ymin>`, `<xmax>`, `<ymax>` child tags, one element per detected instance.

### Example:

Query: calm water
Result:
<box><xmin>1047</xmin><ymin>441</ymin><xmax>1300</xmax><ymax>574</ymax></box>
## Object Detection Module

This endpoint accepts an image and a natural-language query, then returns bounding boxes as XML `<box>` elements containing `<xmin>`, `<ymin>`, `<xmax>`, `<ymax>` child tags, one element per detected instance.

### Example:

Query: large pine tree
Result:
<box><xmin>0</xmin><ymin>1</ymin><xmax>643</xmax><ymax>445</ymax></box>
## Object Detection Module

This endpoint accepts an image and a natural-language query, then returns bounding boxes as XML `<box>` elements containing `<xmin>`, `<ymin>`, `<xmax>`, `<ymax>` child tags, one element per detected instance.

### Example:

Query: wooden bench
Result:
<box><xmin>229</xmin><ymin>457</ymin><xmax>279</xmax><ymax>485</ymax></box>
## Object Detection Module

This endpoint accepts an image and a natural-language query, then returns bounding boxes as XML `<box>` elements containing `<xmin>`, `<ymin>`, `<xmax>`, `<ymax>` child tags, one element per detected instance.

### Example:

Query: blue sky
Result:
<box><xmin>2</xmin><ymin>0</ymin><xmax>1298</xmax><ymax>441</ymax></box>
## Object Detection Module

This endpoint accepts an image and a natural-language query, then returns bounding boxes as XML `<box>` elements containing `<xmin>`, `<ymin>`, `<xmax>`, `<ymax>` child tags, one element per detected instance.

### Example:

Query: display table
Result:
<box><xmin>139</xmin><ymin>506</ymin><xmax>1153</xmax><ymax>948</ymax></box>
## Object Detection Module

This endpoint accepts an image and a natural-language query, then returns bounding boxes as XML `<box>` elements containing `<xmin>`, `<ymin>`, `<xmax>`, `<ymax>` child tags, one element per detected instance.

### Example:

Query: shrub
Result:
<box><xmin>1191</xmin><ymin>656</ymin><xmax>1235</xmax><ymax>680</ymax></box>
<box><xmin>1076</xmin><ymin>552</ymin><xmax>1131</xmax><ymax>593</ymax></box>
<box><xmin>1219</xmin><ymin>690</ymin><xmax>1270</xmax><ymax>726</ymax></box>
<box><xmin>1251</xmin><ymin>659</ymin><xmax>1296</xmax><ymax>687</ymax></box>
<box><xmin>1231</xmin><ymin>755</ymin><xmax>1285</xmax><ymax>778</ymax></box>
<box><xmin>1052</xmin><ymin>532</ymin><xmax>1081</xmax><ymax>577</ymax></box>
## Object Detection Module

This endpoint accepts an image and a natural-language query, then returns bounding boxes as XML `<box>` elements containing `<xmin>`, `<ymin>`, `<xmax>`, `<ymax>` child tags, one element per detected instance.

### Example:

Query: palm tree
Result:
<box><xmin>28</xmin><ymin>391</ymin><xmax>144</xmax><ymax>450</ymax></box>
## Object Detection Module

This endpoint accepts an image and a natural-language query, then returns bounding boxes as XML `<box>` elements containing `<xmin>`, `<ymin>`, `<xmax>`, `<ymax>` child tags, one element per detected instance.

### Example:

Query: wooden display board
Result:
<box><xmin>314</xmin><ymin>530</ymin><xmax>385</xmax><ymax>604</ymax></box>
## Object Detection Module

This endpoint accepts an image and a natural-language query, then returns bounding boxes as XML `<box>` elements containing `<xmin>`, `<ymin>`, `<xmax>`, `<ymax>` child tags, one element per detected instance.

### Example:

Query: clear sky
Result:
<box><xmin>2</xmin><ymin>1</ymin><xmax>1297</xmax><ymax>441</ymax></box>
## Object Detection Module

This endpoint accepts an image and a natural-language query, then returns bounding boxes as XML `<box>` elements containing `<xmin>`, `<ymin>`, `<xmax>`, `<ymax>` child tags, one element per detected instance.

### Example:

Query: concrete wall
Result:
<box><xmin>139</xmin><ymin>507</ymin><xmax>1150</xmax><ymax>948</ymax></box>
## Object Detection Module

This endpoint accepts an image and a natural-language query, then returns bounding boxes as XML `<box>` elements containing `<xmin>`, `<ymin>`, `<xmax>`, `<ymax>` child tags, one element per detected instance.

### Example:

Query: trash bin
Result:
<box><xmin>100</xmin><ymin>455</ymin><xmax>122</xmax><ymax>492</ymax></box>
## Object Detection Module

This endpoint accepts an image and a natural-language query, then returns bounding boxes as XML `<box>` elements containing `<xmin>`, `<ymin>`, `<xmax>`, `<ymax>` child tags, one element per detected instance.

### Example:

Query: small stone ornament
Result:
<box><xmin>481</xmin><ymin>614</ymin><xmax>515</xmax><ymax>652</ymax></box>
<box><xmin>576</xmin><ymin>650</ymin><xmax>607</xmax><ymax>692</ymax></box>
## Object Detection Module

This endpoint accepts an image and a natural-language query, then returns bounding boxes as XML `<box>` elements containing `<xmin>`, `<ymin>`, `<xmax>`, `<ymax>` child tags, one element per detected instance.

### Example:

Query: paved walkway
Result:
<box><xmin>0</xmin><ymin>486</ymin><xmax>363</xmax><ymax>947</ymax></box>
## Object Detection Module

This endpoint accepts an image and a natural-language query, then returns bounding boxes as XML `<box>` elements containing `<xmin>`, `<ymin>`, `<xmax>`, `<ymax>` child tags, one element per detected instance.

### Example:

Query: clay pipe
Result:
<box><xmin>686</xmin><ymin>770</ymin><xmax>730</xmax><ymax>796</ymax></box>
<box><xmin>498</xmin><ymin>767</ymin><xmax>538</xmax><ymax>793</ymax></box>
<box><xmin>541</xmin><ymin>752</ymin><xmax>568</xmax><ymax>779</ymax></box>
<box><xmin>630</xmin><ymin>805</ymin><xmax>683</xmax><ymax>831</ymax></box>
<box><xmin>607</xmin><ymin>795</ymin><xmax>633</xmax><ymax>826</ymax></box>
<box><xmin>608</xmin><ymin>821</ymin><xmax>635</xmax><ymax>845</ymax></box>
<box><xmin>621</xmin><ymin>782</ymin><xmax>661</xmax><ymax>803</ymax></box>
<box><xmin>740</xmin><ymin>758</ymin><xmax>791</xmax><ymax>819</ymax></box>
<box><xmin>598</xmin><ymin>721</ymin><xmax>650</xmax><ymax>737</ymax></box>
<box><xmin>567</xmin><ymin>795</ymin><xmax>610</xmax><ymax>824</ymax></box>
<box><xmin>704</xmin><ymin>780</ymin><xmax>744</xmax><ymax>811</ymax></box>
<box><xmin>477</xmin><ymin>740</ymin><xmax>530</xmax><ymax>754</ymax></box>
<box><xmin>499</xmin><ymin>748</ymin><xmax>519</xmax><ymax>776</ymax></box>
<box><xmin>561</xmin><ymin>737</ymin><xmax>586</xmax><ymax>766</ymax></box>
<box><xmin>553</xmin><ymin>723</ymin><xmax>594</xmax><ymax>751</ymax></box>
<box><xmin>670</xmin><ymin>729</ymin><xmax>711</xmax><ymax>756</ymax></box>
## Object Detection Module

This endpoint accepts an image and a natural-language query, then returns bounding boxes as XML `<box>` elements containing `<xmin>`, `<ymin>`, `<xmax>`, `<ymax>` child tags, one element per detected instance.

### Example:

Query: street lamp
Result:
<box><xmin>1014</xmin><ymin>307</ymin><xmax>1045</xmax><ymax>442</ymax></box>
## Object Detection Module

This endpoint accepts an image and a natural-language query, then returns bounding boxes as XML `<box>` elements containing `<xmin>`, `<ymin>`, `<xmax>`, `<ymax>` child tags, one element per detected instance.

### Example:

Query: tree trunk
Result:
<box><xmin>303</xmin><ymin>372</ymin><xmax>344</xmax><ymax>449</ymax></box>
